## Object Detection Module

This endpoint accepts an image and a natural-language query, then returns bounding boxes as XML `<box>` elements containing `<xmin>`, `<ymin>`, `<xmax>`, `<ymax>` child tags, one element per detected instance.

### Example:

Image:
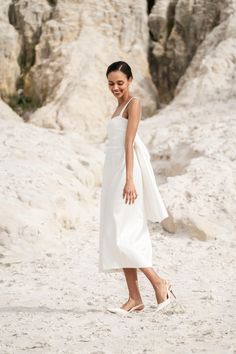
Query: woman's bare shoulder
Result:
<box><xmin>126</xmin><ymin>97</ymin><xmax>142</xmax><ymax>120</ymax></box>
<box><xmin>130</xmin><ymin>96</ymin><xmax>142</xmax><ymax>109</ymax></box>
<box><xmin>130</xmin><ymin>96</ymin><xmax>141</xmax><ymax>107</ymax></box>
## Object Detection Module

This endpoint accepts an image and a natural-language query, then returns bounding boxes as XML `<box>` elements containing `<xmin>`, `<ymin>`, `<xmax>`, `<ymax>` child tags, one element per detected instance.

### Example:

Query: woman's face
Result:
<box><xmin>107</xmin><ymin>71</ymin><xmax>132</xmax><ymax>98</ymax></box>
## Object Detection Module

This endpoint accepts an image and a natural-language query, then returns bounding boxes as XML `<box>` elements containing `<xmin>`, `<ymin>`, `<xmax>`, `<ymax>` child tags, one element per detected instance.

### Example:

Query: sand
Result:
<box><xmin>1</xmin><ymin>196</ymin><xmax>235</xmax><ymax>354</ymax></box>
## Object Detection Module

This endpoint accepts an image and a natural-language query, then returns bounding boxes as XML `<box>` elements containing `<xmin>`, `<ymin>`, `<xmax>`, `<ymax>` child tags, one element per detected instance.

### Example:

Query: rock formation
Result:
<box><xmin>0</xmin><ymin>98</ymin><xmax>102</xmax><ymax>260</ymax></box>
<box><xmin>143</xmin><ymin>0</ymin><xmax>236</xmax><ymax>239</ymax></box>
<box><xmin>148</xmin><ymin>0</ymin><xmax>232</xmax><ymax>103</ymax></box>
<box><xmin>5</xmin><ymin>0</ymin><xmax>157</xmax><ymax>141</ymax></box>
<box><xmin>0</xmin><ymin>0</ymin><xmax>20</xmax><ymax>99</ymax></box>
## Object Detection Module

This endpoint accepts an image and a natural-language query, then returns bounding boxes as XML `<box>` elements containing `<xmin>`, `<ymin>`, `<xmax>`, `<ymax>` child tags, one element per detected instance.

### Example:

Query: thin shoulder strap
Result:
<box><xmin>120</xmin><ymin>96</ymin><xmax>137</xmax><ymax>117</ymax></box>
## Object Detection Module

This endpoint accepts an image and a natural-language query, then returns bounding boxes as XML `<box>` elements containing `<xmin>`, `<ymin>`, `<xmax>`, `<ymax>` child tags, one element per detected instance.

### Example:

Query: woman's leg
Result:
<box><xmin>139</xmin><ymin>267</ymin><xmax>169</xmax><ymax>304</ymax></box>
<box><xmin>121</xmin><ymin>268</ymin><xmax>144</xmax><ymax>310</ymax></box>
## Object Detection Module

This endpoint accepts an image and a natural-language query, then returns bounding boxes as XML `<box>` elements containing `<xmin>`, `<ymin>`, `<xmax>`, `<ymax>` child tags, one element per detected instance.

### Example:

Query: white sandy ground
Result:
<box><xmin>0</xmin><ymin>195</ymin><xmax>236</xmax><ymax>354</ymax></box>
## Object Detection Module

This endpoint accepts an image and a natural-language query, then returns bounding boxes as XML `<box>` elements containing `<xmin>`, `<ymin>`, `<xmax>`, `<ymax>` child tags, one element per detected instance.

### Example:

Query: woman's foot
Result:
<box><xmin>154</xmin><ymin>278</ymin><xmax>170</xmax><ymax>304</ymax></box>
<box><xmin>121</xmin><ymin>297</ymin><xmax>144</xmax><ymax>311</ymax></box>
<box><xmin>107</xmin><ymin>297</ymin><xmax>144</xmax><ymax>314</ymax></box>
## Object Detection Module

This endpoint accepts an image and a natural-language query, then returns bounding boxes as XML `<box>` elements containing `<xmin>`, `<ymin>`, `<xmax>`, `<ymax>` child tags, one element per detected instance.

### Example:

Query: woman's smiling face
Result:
<box><xmin>107</xmin><ymin>70</ymin><xmax>132</xmax><ymax>98</ymax></box>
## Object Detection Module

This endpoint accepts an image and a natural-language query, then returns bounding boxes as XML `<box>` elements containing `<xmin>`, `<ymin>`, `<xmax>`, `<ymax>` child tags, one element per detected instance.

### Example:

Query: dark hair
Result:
<box><xmin>106</xmin><ymin>61</ymin><xmax>133</xmax><ymax>79</ymax></box>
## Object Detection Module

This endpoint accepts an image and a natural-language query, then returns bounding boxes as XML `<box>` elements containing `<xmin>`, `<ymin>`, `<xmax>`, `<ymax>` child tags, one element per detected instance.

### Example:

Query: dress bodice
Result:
<box><xmin>106</xmin><ymin>116</ymin><xmax>137</xmax><ymax>150</ymax></box>
<box><xmin>106</xmin><ymin>97</ymin><xmax>139</xmax><ymax>150</ymax></box>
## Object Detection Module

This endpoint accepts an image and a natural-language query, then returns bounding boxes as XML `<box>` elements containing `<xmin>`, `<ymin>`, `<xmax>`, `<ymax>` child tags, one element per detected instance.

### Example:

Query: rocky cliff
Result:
<box><xmin>148</xmin><ymin>0</ymin><xmax>234</xmax><ymax>103</ymax></box>
<box><xmin>5</xmin><ymin>0</ymin><xmax>157</xmax><ymax>141</ymax></box>
<box><xmin>144</xmin><ymin>0</ymin><xmax>236</xmax><ymax>239</ymax></box>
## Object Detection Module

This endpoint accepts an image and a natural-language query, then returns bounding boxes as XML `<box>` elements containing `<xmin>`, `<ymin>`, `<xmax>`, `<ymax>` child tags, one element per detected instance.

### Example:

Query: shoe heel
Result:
<box><xmin>170</xmin><ymin>288</ymin><xmax>176</xmax><ymax>299</ymax></box>
<box><xmin>129</xmin><ymin>303</ymin><xmax>144</xmax><ymax>312</ymax></box>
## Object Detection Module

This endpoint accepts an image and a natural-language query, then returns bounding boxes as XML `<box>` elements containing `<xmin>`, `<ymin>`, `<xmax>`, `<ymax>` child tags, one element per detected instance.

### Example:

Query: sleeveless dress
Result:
<box><xmin>98</xmin><ymin>97</ymin><xmax>168</xmax><ymax>273</ymax></box>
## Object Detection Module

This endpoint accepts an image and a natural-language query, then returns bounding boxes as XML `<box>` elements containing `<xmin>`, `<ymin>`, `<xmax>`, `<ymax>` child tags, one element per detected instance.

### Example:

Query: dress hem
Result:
<box><xmin>98</xmin><ymin>264</ymin><xmax>153</xmax><ymax>273</ymax></box>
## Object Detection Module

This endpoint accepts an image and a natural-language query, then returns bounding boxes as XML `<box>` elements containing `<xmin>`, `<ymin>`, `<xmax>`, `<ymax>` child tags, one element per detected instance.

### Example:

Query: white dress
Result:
<box><xmin>98</xmin><ymin>97</ymin><xmax>168</xmax><ymax>273</ymax></box>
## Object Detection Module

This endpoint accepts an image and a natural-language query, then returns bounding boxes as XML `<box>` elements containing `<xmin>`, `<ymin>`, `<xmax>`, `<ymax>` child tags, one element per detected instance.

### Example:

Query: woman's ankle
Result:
<box><xmin>153</xmin><ymin>278</ymin><xmax>166</xmax><ymax>293</ymax></box>
<box><xmin>128</xmin><ymin>295</ymin><xmax>142</xmax><ymax>303</ymax></box>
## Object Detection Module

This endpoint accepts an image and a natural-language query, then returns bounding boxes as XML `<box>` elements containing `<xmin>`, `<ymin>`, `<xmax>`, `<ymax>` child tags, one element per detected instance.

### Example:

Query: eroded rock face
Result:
<box><xmin>175</xmin><ymin>10</ymin><xmax>236</xmax><ymax>105</ymax></box>
<box><xmin>141</xmin><ymin>100</ymin><xmax>236</xmax><ymax>240</ymax></box>
<box><xmin>5</xmin><ymin>0</ymin><xmax>157</xmax><ymax>141</ymax></box>
<box><xmin>0</xmin><ymin>1</ymin><xmax>20</xmax><ymax>99</ymax></box>
<box><xmin>140</xmin><ymin>0</ymin><xmax>236</xmax><ymax>240</ymax></box>
<box><xmin>148</xmin><ymin>0</ymin><xmax>229</xmax><ymax>103</ymax></box>
<box><xmin>8</xmin><ymin>0</ymin><xmax>53</xmax><ymax>74</ymax></box>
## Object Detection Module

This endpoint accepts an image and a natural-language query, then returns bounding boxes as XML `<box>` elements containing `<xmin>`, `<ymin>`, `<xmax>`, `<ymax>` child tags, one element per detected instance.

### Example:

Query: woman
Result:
<box><xmin>99</xmin><ymin>61</ymin><xmax>176</xmax><ymax>314</ymax></box>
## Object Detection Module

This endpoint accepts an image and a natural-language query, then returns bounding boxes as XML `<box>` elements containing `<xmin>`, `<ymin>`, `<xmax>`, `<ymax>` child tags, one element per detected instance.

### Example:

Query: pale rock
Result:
<box><xmin>0</xmin><ymin>1</ymin><xmax>20</xmax><ymax>99</ymax></box>
<box><xmin>175</xmin><ymin>12</ymin><xmax>236</xmax><ymax>104</ymax></box>
<box><xmin>7</xmin><ymin>0</ymin><xmax>157</xmax><ymax>141</ymax></box>
<box><xmin>148</xmin><ymin>0</ymin><xmax>231</xmax><ymax>103</ymax></box>
<box><xmin>0</xmin><ymin>99</ymin><xmax>22</xmax><ymax>122</ymax></box>
<box><xmin>140</xmin><ymin>0</ymin><xmax>236</xmax><ymax>239</ymax></box>
<box><xmin>0</xmin><ymin>113</ymin><xmax>102</xmax><ymax>261</ymax></box>
<box><xmin>141</xmin><ymin>101</ymin><xmax>236</xmax><ymax>240</ymax></box>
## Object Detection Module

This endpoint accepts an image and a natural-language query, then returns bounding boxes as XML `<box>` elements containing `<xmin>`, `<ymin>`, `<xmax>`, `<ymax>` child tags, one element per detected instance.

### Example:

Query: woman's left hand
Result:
<box><xmin>123</xmin><ymin>180</ymin><xmax>138</xmax><ymax>204</ymax></box>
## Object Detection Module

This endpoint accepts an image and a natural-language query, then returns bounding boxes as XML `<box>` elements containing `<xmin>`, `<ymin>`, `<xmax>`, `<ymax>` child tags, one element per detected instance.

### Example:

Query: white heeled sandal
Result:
<box><xmin>107</xmin><ymin>303</ymin><xmax>144</xmax><ymax>314</ymax></box>
<box><xmin>156</xmin><ymin>282</ymin><xmax>176</xmax><ymax>312</ymax></box>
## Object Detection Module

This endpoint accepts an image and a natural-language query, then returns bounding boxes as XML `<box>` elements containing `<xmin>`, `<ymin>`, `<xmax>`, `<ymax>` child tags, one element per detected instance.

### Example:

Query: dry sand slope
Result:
<box><xmin>1</xmin><ymin>209</ymin><xmax>236</xmax><ymax>353</ymax></box>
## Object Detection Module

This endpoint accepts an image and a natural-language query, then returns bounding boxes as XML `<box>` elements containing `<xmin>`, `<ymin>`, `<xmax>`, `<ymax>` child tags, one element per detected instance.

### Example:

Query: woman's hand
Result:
<box><xmin>123</xmin><ymin>179</ymin><xmax>138</xmax><ymax>204</ymax></box>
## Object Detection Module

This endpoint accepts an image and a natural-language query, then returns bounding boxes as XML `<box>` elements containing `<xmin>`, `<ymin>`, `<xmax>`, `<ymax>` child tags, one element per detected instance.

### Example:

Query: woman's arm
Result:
<box><xmin>123</xmin><ymin>98</ymin><xmax>141</xmax><ymax>204</ymax></box>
